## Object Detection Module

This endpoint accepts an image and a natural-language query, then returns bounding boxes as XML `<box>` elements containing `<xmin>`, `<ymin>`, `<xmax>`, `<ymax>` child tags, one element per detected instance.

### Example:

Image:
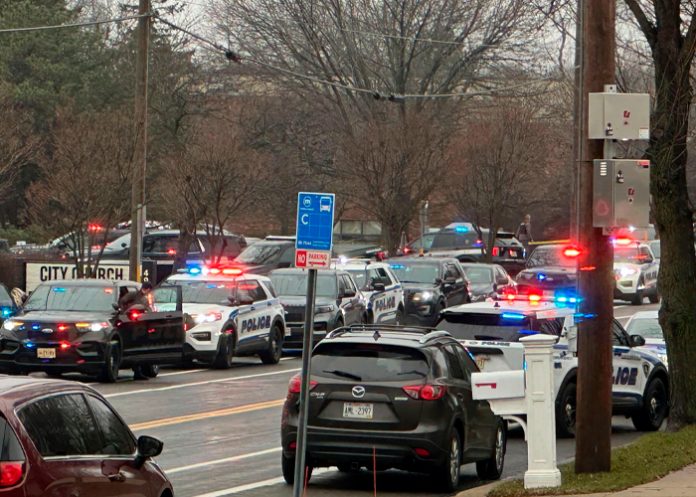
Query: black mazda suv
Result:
<box><xmin>280</xmin><ymin>325</ymin><xmax>506</xmax><ymax>492</ymax></box>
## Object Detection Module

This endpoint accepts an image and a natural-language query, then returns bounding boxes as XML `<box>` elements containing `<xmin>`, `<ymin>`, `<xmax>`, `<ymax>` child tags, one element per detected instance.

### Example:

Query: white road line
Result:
<box><xmin>167</xmin><ymin>448</ymin><xmax>281</xmax><ymax>474</ymax></box>
<box><xmin>616</xmin><ymin>316</ymin><xmax>631</xmax><ymax>321</ymax></box>
<box><xmin>160</xmin><ymin>369</ymin><xmax>206</xmax><ymax>377</ymax></box>
<box><xmin>103</xmin><ymin>367</ymin><xmax>300</xmax><ymax>398</ymax></box>
<box><xmin>191</xmin><ymin>469</ymin><xmax>331</xmax><ymax>497</ymax></box>
<box><xmin>614</xmin><ymin>305</ymin><xmax>627</xmax><ymax>310</ymax></box>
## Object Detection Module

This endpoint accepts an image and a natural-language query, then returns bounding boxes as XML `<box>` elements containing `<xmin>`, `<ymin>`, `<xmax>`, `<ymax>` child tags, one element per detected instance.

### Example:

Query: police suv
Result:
<box><xmin>165</xmin><ymin>266</ymin><xmax>286</xmax><ymax>368</ymax></box>
<box><xmin>334</xmin><ymin>259</ymin><xmax>405</xmax><ymax>324</ymax></box>
<box><xmin>613</xmin><ymin>239</ymin><xmax>659</xmax><ymax>305</ymax></box>
<box><xmin>436</xmin><ymin>300</ymin><xmax>669</xmax><ymax>437</ymax></box>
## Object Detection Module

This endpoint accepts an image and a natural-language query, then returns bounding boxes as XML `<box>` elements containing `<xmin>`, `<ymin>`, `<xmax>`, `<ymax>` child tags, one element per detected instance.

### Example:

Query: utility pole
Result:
<box><xmin>574</xmin><ymin>0</ymin><xmax>615</xmax><ymax>474</ymax></box>
<box><xmin>129</xmin><ymin>0</ymin><xmax>151</xmax><ymax>282</ymax></box>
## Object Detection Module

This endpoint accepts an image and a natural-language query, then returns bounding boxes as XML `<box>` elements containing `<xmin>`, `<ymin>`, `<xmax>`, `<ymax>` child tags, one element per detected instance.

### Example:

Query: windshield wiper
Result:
<box><xmin>322</xmin><ymin>369</ymin><xmax>362</xmax><ymax>381</ymax></box>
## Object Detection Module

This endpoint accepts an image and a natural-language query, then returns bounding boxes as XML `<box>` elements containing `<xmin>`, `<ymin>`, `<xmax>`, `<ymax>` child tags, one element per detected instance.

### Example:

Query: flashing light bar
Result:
<box><xmin>613</xmin><ymin>237</ymin><xmax>634</xmax><ymax>246</ymax></box>
<box><xmin>186</xmin><ymin>265</ymin><xmax>244</xmax><ymax>277</ymax></box>
<box><xmin>501</xmin><ymin>312</ymin><xmax>526</xmax><ymax>321</ymax></box>
<box><xmin>563</xmin><ymin>246</ymin><xmax>582</xmax><ymax>258</ymax></box>
<box><xmin>454</xmin><ymin>226</ymin><xmax>469</xmax><ymax>233</ymax></box>
<box><xmin>498</xmin><ymin>292</ymin><xmax>581</xmax><ymax>306</ymax></box>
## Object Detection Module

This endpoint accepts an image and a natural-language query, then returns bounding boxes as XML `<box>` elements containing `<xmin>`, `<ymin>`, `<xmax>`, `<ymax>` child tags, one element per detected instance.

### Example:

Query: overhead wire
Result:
<box><xmin>0</xmin><ymin>13</ymin><xmax>149</xmax><ymax>34</ymax></box>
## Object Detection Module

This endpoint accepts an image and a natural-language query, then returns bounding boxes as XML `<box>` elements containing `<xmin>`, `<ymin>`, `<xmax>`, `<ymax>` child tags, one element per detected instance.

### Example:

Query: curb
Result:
<box><xmin>455</xmin><ymin>481</ymin><xmax>503</xmax><ymax>497</ymax></box>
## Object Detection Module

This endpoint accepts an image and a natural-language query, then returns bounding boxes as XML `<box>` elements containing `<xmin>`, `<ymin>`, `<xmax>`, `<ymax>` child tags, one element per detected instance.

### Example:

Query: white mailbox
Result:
<box><xmin>472</xmin><ymin>370</ymin><xmax>526</xmax><ymax>416</ymax></box>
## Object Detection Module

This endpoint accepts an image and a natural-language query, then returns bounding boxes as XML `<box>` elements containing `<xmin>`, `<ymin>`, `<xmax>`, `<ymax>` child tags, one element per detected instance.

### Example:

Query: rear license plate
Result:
<box><xmin>342</xmin><ymin>402</ymin><xmax>374</xmax><ymax>419</ymax></box>
<box><xmin>475</xmin><ymin>355</ymin><xmax>489</xmax><ymax>370</ymax></box>
<box><xmin>37</xmin><ymin>348</ymin><xmax>56</xmax><ymax>359</ymax></box>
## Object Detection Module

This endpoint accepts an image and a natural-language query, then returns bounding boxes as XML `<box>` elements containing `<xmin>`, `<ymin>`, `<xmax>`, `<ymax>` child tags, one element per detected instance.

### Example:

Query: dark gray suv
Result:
<box><xmin>280</xmin><ymin>325</ymin><xmax>506</xmax><ymax>492</ymax></box>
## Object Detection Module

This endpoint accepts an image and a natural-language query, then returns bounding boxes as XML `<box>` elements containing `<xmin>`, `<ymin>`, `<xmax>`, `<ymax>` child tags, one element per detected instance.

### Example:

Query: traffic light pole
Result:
<box><xmin>574</xmin><ymin>0</ymin><xmax>615</xmax><ymax>474</ymax></box>
<box><xmin>292</xmin><ymin>268</ymin><xmax>317</xmax><ymax>497</ymax></box>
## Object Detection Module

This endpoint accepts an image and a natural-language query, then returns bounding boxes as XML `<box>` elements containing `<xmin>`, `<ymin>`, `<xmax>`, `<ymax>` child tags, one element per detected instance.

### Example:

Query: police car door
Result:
<box><xmin>370</xmin><ymin>267</ymin><xmax>400</xmax><ymax>323</ymax></box>
<box><xmin>611</xmin><ymin>320</ymin><xmax>648</xmax><ymax>409</ymax></box>
<box><xmin>235</xmin><ymin>279</ymin><xmax>272</xmax><ymax>353</ymax></box>
<box><xmin>640</xmin><ymin>245</ymin><xmax>659</xmax><ymax>289</ymax></box>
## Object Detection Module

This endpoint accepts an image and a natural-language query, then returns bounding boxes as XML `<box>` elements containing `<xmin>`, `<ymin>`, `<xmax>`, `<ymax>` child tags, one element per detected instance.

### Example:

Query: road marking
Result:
<box><xmin>191</xmin><ymin>469</ymin><xmax>331</xmax><ymax>497</ymax></box>
<box><xmin>130</xmin><ymin>399</ymin><xmax>285</xmax><ymax>431</ymax></box>
<box><xmin>167</xmin><ymin>447</ymin><xmax>281</xmax><ymax>474</ymax></box>
<box><xmin>160</xmin><ymin>368</ymin><xmax>206</xmax><ymax>377</ymax></box>
<box><xmin>614</xmin><ymin>305</ymin><xmax>627</xmax><ymax>310</ymax></box>
<box><xmin>103</xmin><ymin>367</ymin><xmax>300</xmax><ymax>399</ymax></box>
<box><xmin>616</xmin><ymin>316</ymin><xmax>631</xmax><ymax>322</ymax></box>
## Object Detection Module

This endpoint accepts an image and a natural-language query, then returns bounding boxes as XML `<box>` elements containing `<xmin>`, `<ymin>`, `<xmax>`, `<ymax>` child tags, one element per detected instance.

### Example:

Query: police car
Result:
<box><xmin>165</xmin><ymin>266</ymin><xmax>286</xmax><ymax>368</ymax></box>
<box><xmin>613</xmin><ymin>238</ymin><xmax>659</xmax><ymax>305</ymax></box>
<box><xmin>436</xmin><ymin>298</ymin><xmax>669</xmax><ymax>437</ymax></box>
<box><xmin>334</xmin><ymin>259</ymin><xmax>405</xmax><ymax>324</ymax></box>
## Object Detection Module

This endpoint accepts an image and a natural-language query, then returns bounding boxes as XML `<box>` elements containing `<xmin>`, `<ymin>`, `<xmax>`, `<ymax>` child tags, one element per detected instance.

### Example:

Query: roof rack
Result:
<box><xmin>326</xmin><ymin>324</ymin><xmax>451</xmax><ymax>343</ymax></box>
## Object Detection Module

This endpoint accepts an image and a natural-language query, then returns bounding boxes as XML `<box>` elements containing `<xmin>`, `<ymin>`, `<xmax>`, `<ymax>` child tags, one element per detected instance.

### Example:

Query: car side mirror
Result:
<box><xmin>372</xmin><ymin>282</ymin><xmax>386</xmax><ymax>292</ymax></box>
<box><xmin>343</xmin><ymin>289</ymin><xmax>356</xmax><ymax>298</ymax></box>
<box><xmin>630</xmin><ymin>334</ymin><xmax>646</xmax><ymax>347</ymax></box>
<box><xmin>121</xmin><ymin>242</ymin><xmax>127</xmax><ymax>248</ymax></box>
<box><xmin>492</xmin><ymin>283</ymin><xmax>498</xmax><ymax>292</ymax></box>
<box><xmin>134</xmin><ymin>435</ymin><xmax>163</xmax><ymax>469</ymax></box>
<box><xmin>112</xmin><ymin>303</ymin><xmax>120</xmax><ymax>312</ymax></box>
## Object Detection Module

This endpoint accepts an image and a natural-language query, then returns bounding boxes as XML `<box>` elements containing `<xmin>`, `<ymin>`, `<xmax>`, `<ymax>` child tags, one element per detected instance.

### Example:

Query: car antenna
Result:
<box><xmin>494</xmin><ymin>301</ymin><xmax>500</xmax><ymax>308</ymax></box>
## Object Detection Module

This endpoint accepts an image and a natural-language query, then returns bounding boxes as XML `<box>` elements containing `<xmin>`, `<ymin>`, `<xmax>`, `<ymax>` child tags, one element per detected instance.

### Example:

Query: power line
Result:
<box><xmin>0</xmin><ymin>13</ymin><xmax>148</xmax><ymax>34</ymax></box>
<box><xmin>156</xmin><ymin>16</ymin><xmax>556</xmax><ymax>100</ymax></box>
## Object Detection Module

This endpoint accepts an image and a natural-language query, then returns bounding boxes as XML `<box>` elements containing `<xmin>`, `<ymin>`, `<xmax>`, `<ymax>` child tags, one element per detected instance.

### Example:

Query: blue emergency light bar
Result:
<box><xmin>0</xmin><ymin>307</ymin><xmax>11</xmax><ymax>318</ymax></box>
<box><xmin>188</xmin><ymin>266</ymin><xmax>202</xmax><ymax>275</ymax></box>
<box><xmin>454</xmin><ymin>226</ymin><xmax>469</xmax><ymax>233</ymax></box>
<box><xmin>501</xmin><ymin>312</ymin><xmax>526</xmax><ymax>321</ymax></box>
<box><xmin>390</xmin><ymin>264</ymin><xmax>405</xmax><ymax>270</ymax></box>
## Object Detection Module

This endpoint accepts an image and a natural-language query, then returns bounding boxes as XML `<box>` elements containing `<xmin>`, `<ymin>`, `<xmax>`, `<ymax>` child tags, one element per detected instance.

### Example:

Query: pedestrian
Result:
<box><xmin>118</xmin><ymin>282</ymin><xmax>153</xmax><ymax>312</ymax></box>
<box><xmin>515</xmin><ymin>214</ymin><xmax>533</xmax><ymax>251</ymax></box>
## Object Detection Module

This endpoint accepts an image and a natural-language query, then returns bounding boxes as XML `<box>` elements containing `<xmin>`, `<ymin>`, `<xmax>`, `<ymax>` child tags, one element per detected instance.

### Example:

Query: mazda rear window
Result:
<box><xmin>312</xmin><ymin>343</ymin><xmax>429</xmax><ymax>381</ymax></box>
<box><xmin>436</xmin><ymin>312</ymin><xmax>533</xmax><ymax>341</ymax></box>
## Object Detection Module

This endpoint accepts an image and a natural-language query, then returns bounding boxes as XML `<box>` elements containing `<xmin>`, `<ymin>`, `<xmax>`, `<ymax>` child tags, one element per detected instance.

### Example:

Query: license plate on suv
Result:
<box><xmin>37</xmin><ymin>348</ymin><xmax>56</xmax><ymax>359</ymax></box>
<box><xmin>342</xmin><ymin>402</ymin><xmax>374</xmax><ymax>419</ymax></box>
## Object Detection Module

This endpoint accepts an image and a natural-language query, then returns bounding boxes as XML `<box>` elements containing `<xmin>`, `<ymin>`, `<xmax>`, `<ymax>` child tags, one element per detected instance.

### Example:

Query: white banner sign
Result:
<box><xmin>25</xmin><ymin>262</ymin><xmax>131</xmax><ymax>292</ymax></box>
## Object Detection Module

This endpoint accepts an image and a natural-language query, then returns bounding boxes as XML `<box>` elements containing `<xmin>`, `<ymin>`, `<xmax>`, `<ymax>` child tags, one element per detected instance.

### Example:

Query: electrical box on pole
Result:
<box><xmin>588</xmin><ymin>92</ymin><xmax>650</xmax><ymax>140</ymax></box>
<box><xmin>593</xmin><ymin>159</ymin><xmax>651</xmax><ymax>228</ymax></box>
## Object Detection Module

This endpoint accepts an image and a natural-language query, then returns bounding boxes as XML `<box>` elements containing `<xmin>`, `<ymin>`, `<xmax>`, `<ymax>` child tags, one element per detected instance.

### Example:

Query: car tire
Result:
<box><xmin>213</xmin><ymin>332</ymin><xmax>235</xmax><ymax>369</ymax></box>
<box><xmin>394</xmin><ymin>307</ymin><xmax>404</xmax><ymax>325</ymax></box>
<box><xmin>434</xmin><ymin>428</ymin><xmax>461</xmax><ymax>493</ymax></box>
<box><xmin>632</xmin><ymin>377</ymin><xmax>668</xmax><ymax>431</ymax></box>
<box><xmin>281</xmin><ymin>454</ymin><xmax>313</xmax><ymax>485</ymax></box>
<box><xmin>648</xmin><ymin>291</ymin><xmax>660</xmax><ymax>304</ymax></box>
<box><xmin>476</xmin><ymin>421</ymin><xmax>506</xmax><ymax>480</ymax></box>
<box><xmin>259</xmin><ymin>324</ymin><xmax>283</xmax><ymax>365</ymax></box>
<box><xmin>555</xmin><ymin>381</ymin><xmax>577</xmax><ymax>438</ymax></box>
<box><xmin>141</xmin><ymin>364</ymin><xmax>160</xmax><ymax>378</ymax></box>
<box><xmin>631</xmin><ymin>291</ymin><xmax>644</xmax><ymax>306</ymax></box>
<box><xmin>99</xmin><ymin>340</ymin><xmax>121</xmax><ymax>383</ymax></box>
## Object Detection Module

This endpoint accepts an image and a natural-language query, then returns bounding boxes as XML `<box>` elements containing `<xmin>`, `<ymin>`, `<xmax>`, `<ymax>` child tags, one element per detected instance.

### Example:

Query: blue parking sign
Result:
<box><xmin>296</xmin><ymin>192</ymin><xmax>335</xmax><ymax>253</ymax></box>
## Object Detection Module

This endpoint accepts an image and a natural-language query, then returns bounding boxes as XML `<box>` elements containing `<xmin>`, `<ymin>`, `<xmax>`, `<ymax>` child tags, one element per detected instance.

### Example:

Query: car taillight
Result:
<box><xmin>0</xmin><ymin>462</ymin><xmax>23</xmax><ymax>487</ymax></box>
<box><xmin>492</xmin><ymin>247</ymin><xmax>500</xmax><ymax>257</ymax></box>
<box><xmin>402</xmin><ymin>384</ymin><xmax>447</xmax><ymax>401</ymax></box>
<box><xmin>128</xmin><ymin>310</ymin><xmax>141</xmax><ymax>321</ymax></box>
<box><xmin>288</xmin><ymin>374</ymin><xmax>317</xmax><ymax>394</ymax></box>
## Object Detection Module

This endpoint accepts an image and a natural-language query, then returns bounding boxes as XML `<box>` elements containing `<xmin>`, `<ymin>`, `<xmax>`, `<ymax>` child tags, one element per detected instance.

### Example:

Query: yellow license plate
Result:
<box><xmin>37</xmin><ymin>348</ymin><xmax>56</xmax><ymax>359</ymax></box>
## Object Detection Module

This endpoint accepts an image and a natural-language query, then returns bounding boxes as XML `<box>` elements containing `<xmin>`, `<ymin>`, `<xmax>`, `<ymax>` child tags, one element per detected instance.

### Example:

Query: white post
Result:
<box><xmin>521</xmin><ymin>334</ymin><xmax>562</xmax><ymax>489</ymax></box>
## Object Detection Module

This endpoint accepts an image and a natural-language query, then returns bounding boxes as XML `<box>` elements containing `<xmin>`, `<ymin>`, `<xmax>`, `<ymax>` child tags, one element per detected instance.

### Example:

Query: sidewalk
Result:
<box><xmin>456</xmin><ymin>463</ymin><xmax>696</xmax><ymax>497</ymax></box>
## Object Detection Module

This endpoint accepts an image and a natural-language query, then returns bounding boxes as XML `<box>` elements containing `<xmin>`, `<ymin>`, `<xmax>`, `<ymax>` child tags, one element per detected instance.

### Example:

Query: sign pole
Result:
<box><xmin>292</xmin><ymin>268</ymin><xmax>317</xmax><ymax>497</ymax></box>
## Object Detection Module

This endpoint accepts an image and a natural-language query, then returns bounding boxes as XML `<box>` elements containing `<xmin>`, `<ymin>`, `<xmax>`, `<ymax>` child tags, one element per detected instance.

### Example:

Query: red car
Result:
<box><xmin>0</xmin><ymin>376</ymin><xmax>172</xmax><ymax>497</ymax></box>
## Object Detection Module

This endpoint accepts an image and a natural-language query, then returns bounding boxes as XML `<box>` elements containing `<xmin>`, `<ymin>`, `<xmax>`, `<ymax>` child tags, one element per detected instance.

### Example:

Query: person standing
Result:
<box><xmin>515</xmin><ymin>214</ymin><xmax>533</xmax><ymax>252</ymax></box>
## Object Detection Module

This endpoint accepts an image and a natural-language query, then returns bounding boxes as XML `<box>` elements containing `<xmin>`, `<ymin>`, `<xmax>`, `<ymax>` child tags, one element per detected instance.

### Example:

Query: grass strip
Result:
<box><xmin>489</xmin><ymin>426</ymin><xmax>696</xmax><ymax>497</ymax></box>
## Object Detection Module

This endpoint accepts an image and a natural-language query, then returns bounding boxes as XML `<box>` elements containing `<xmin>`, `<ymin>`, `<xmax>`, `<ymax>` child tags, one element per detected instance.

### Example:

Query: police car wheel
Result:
<box><xmin>213</xmin><ymin>333</ymin><xmax>235</xmax><ymax>369</ymax></box>
<box><xmin>630</xmin><ymin>291</ymin><xmax>644</xmax><ymax>305</ymax></box>
<box><xmin>260</xmin><ymin>325</ymin><xmax>283</xmax><ymax>365</ymax></box>
<box><xmin>99</xmin><ymin>340</ymin><xmax>121</xmax><ymax>383</ymax></box>
<box><xmin>648</xmin><ymin>291</ymin><xmax>660</xmax><ymax>304</ymax></box>
<box><xmin>632</xmin><ymin>377</ymin><xmax>668</xmax><ymax>431</ymax></box>
<box><xmin>555</xmin><ymin>382</ymin><xmax>577</xmax><ymax>438</ymax></box>
<box><xmin>136</xmin><ymin>364</ymin><xmax>159</xmax><ymax>379</ymax></box>
<box><xmin>395</xmin><ymin>308</ymin><xmax>404</xmax><ymax>325</ymax></box>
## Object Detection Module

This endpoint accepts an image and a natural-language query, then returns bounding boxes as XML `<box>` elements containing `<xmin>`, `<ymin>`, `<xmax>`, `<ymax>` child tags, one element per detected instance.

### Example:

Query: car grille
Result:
<box><xmin>284</xmin><ymin>306</ymin><xmax>305</xmax><ymax>323</ymax></box>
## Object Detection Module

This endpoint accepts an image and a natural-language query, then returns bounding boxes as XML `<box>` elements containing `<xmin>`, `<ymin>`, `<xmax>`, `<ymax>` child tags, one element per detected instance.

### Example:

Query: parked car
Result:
<box><xmin>235</xmin><ymin>238</ymin><xmax>296</xmax><ymax>275</ymax></box>
<box><xmin>280</xmin><ymin>325</ymin><xmax>506</xmax><ymax>492</ymax></box>
<box><xmin>460</xmin><ymin>263</ymin><xmax>516</xmax><ymax>302</ymax></box>
<box><xmin>0</xmin><ymin>376</ymin><xmax>172</xmax><ymax>497</ymax></box>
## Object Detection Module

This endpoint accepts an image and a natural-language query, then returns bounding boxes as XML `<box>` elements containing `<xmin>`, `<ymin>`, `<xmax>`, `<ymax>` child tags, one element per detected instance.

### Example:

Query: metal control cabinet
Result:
<box><xmin>593</xmin><ymin>159</ymin><xmax>651</xmax><ymax>228</ymax></box>
<box><xmin>588</xmin><ymin>92</ymin><xmax>650</xmax><ymax>140</ymax></box>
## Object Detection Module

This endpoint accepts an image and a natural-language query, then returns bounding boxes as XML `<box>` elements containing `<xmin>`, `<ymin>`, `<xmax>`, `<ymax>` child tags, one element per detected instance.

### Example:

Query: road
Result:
<box><xmin>72</xmin><ymin>302</ymin><xmax>658</xmax><ymax>497</ymax></box>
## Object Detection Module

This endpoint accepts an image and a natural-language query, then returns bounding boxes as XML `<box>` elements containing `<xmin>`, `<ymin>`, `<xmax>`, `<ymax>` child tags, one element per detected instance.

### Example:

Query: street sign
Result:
<box><xmin>295</xmin><ymin>192</ymin><xmax>335</xmax><ymax>269</ymax></box>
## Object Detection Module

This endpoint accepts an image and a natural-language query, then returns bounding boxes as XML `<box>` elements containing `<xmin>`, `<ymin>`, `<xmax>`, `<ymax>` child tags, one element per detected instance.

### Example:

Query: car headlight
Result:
<box><xmin>193</xmin><ymin>312</ymin><xmax>222</xmax><ymax>324</ymax></box>
<box><xmin>412</xmin><ymin>291</ymin><xmax>434</xmax><ymax>302</ymax></box>
<box><xmin>619</xmin><ymin>267</ymin><xmax>638</xmax><ymax>278</ymax></box>
<box><xmin>76</xmin><ymin>322</ymin><xmax>109</xmax><ymax>332</ymax></box>
<box><xmin>2</xmin><ymin>320</ymin><xmax>19</xmax><ymax>331</ymax></box>
<box><xmin>315</xmin><ymin>305</ymin><xmax>335</xmax><ymax>314</ymax></box>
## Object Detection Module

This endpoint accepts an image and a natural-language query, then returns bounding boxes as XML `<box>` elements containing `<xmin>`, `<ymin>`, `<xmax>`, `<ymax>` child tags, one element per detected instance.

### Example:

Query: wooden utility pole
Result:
<box><xmin>575</xmin><ymin>0</ymin><xmax>615</xmax><ymax>474</ymax></box>
<box><xmin>129</xmin><ymin>0</ymin><xmax>151</xmax><ymax>281</ymax></box>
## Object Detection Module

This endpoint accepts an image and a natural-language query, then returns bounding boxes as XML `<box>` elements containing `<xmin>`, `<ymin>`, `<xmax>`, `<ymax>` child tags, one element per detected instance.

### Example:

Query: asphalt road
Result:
<box><xmin>67</xmin><ymin>302</ymin><xmax>659</xmax><ymax>497</ymax></box>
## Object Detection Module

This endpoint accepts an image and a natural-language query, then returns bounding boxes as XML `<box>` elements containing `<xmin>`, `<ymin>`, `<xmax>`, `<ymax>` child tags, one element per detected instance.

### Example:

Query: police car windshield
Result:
<box><xmin>271</xmin><ymin>273</ymin><xmax>337</xmax><ymax>298</ymax></box>
<box><xmin>626</xmin><ymin>317</ymin><xmax>663</xmax><ymax>339</ymax></box>
<box><xmin>527</xmin><ymin>246</ymin><xmax>574</xmax><ymax>268</ymax></box>
<box><xmin>462</xmin><ymin>267</ymin><xmax>493</xmax><ymax>284</ymax></box>
<box><xmin>649</xmin><ymin>241</ymin><xmax>660</xmax><ymax>259</ymax></box>
<box><xmin>390</xmin><ymin>263</ymin><xmax>439</xmax><ymax>284</ymax></box>
<box><xmin>436</xmin><ymin>313</ymin><xmax>532</xmax><ymax>342</ymax></box>
<box><xmin>236</xmin><ymin>243</ymin><xmax>284</xmax><ymax>265</ymax></box>
<box><xmin>24</xmin><ymin>285</ymin><xmax>116</xmax><ymax>312</ymax></box>
<box><xmin>176</xmin><ymin>280</ymin><xmax>235</xmax><ymax>304</ymax></box>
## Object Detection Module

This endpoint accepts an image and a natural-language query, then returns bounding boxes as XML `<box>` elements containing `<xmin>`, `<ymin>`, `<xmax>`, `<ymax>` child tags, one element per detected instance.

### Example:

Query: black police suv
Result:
<box><xmin>515</xmin><ymin>244</ymin><xmax>577</xmax><ymax>298</ymax></box>
<box><xmin>0</xmin><ymin>280</ymin><xmax>185</xmax><ymax>382</ymax></box>
<box><xmin>389</xmin><ymin>257</ymin><xmax>471</xmax><ymax>326</ymax></box>
<box><xmin>280</xmin><ymin>325</ymin><xmax>506</xmax><ymax>492</ymax></box>
<box><xmin>270</xmin><ymin>268</ymin><xmax>366</xmax><ymax>350</ymax></box>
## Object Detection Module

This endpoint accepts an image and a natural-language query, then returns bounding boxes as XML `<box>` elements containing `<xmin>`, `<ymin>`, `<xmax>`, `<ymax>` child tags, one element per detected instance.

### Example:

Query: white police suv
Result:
<box><xmin>334</xmin><ymin>259</ymin><xmax>405</xmax><ymax>324</ymax></box>
<box><xmin>613</xmin><ymin>239</ymin><xmax>659</xmax><ymax>305</ymax></box>
<box><xmin>436</xmin><ymin>298</ymin><xmax>669</xmax><ymax>437</ymax></box>
<box><xmin>165</xmin><ymin>266</ymin><xmax>286</xmax><ymax>368</ymax></box>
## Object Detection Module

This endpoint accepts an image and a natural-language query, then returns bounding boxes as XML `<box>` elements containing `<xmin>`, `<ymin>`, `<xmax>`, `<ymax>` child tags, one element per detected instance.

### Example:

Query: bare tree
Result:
<box><xmin>0</xmin><ymin>97</ymin><xmax>39</xmax><ymax>201</ymax></box>
<box><xmin>27</xmin><ymin>108</ymin><xmax>133</xmax><ymax>277</ymax></box>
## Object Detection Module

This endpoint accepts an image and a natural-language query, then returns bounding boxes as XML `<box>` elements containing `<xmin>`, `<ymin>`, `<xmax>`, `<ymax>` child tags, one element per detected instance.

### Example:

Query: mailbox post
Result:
<box><xmin>521</xmin><ymin>334</ymin><xmax>562</xmax><ymax>489</ymax></box>
<box><xmin>472</xmin><ymin>334</ymin><xmax>561</xmax><ymax>490</ymax></box>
